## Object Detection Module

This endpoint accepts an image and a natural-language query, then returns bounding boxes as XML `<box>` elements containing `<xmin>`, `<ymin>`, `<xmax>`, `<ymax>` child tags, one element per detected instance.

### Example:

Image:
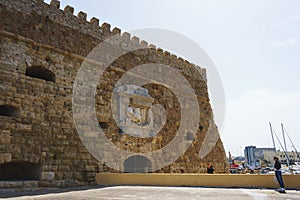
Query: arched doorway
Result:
<box><xmin>124</xmin><ymin>155</ymin><xmax>152</xmax><ymax>173</ymax></box>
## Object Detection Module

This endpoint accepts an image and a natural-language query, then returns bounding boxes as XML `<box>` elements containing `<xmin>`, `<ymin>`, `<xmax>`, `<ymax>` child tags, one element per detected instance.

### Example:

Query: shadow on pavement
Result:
<box><xmin>0</xmin><ymin>185</ymin><xmax>110</xmax><ymax>198</ymax></box>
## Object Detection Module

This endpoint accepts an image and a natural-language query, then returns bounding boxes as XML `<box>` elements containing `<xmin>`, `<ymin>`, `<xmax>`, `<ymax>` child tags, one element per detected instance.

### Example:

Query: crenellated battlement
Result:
<box><xmin>0</xmin><ymin>0</ymin><xmax>205</xmax><ymax>78</ymax></box>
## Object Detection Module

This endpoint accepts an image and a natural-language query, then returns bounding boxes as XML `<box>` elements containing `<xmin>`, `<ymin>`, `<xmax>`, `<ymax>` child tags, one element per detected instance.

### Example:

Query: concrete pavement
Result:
<box><xmin>1</xmin><ymin>186</ymin><xmax>300</xmax><ymax>200</ymax></box>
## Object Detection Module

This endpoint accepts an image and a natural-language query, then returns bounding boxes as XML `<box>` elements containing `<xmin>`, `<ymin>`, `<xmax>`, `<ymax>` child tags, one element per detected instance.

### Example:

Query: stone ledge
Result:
<box><xmin>0</xmin><ymin>181</ymin><xmax>38</xmax><ymax>188</ymax></box>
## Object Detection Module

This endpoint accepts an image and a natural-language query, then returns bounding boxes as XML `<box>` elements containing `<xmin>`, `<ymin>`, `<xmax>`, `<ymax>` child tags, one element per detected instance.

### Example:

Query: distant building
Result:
<box><xmin>244</xmin><ymin>146</ymin><xmax>300</xmax><ymax>167</ymax></box>
<box><xmin>244</xmin><ymin>146</ymin><xmax>275</xmax><ymax>167</ymax></box>
<box><xmin>275</xmin><ymin>151</ymin><xmax>300</xmax><ymax>164</ymax></box>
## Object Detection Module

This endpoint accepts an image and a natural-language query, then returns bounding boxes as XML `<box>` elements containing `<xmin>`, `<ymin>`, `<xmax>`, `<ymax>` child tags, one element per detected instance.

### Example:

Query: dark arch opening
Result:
<box><xmin>199</xmin><ymin>125</ymin><xmax>204</xmax><ymax>131</ymax></box>
<box><xmin>25</xmin><ymin>66</ymin><xmax>55</xmax><ymax>82</ymax></box>
<box><xmin>0</xmin><ymin>162</ymin><xmax>41</xmax><ymax>180</ymax></box>
<box><xmin>124</xmin><ymin>155</ymin><xmax>152</xmax><ymax>173</ymax></box>
<box><xmin>99</xmin><ymin>122</ymin><xmax>109</xmax><ymax>129</ymax></box>
<box><xmin>0</xmin><ymin>105</ymin><xmax>19</xmax><ymax>117</ymax></box>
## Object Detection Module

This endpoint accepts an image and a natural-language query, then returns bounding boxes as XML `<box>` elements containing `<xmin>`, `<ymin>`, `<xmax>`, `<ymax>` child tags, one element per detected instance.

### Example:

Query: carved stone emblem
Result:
<box><xmin>113</xmin><ymin>85</ymin><xmax>156</xmax><ymax>138</ymax></box>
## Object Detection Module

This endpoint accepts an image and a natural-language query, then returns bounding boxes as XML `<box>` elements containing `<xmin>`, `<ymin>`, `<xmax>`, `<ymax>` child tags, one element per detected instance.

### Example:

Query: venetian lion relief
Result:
<box><xmin>112</xmin><ymin>85</ymin><xmax>166</xmax><ymax>138</ymax></box>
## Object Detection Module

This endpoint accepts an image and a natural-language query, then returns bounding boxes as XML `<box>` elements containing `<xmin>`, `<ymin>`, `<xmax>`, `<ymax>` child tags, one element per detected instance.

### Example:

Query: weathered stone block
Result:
<box><xmin>41</xmin><ymin>172</ymin><xmax>55</xmax><ymax>181</ymax></box>
<box><xmin>0</xmin><ymin>153</ymin><xmax>12</xmax><ymax>164</ymax></box>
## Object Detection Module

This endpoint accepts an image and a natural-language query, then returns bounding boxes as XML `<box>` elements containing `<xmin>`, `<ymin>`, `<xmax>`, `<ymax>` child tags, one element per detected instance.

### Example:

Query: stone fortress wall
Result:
<box><xmin>0</xmin><ymin>0</ymin><xmax>228</xmax><ymax>188</ymax></box>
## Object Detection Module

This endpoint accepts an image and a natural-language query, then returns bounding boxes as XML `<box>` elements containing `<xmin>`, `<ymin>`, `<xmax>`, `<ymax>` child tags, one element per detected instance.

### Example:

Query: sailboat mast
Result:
<box><xmin>269</xmin><ymin>122</ymin><xmax>276</xmax><ymax>153</ymax></box>
<box><xmin>272</xmin><ymin>127</ymin><xmax>290</xmax><ymax>167</ymax></box>
<box><xmin>283</xmin><ymin>126</ymin><xmax>300</xmax><ymax>160</ymax></box>
<box><xmin>281</xmin><ymin>123</ymin><xmax>289</xmax><ymax>165</ymax></box>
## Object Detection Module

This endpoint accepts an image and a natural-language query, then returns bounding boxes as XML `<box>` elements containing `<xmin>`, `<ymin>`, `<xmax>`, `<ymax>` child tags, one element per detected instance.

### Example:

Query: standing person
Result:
<box><xmin>274</xmin><ymin>156</ymin><xmax>286</xmax><ymax>193</ymax></box>
<box><xmin>207</xmin><ymin>164</ymin><xmax>215</xmax><ymax>174</ymax></box>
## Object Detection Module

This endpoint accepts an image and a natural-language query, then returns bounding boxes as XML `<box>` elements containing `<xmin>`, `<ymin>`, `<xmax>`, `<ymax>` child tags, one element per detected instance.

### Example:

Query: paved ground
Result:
<box><xmin>1</xmin><ymin>186</ymin><xmax>300</xmax><ymax>200</ymax></box>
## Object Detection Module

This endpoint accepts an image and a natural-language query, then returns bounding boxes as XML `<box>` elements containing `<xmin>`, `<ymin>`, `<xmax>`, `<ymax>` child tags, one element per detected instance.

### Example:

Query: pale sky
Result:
<box><xmin>46</xmin><ymin>0</ymin><xmax>300</xmax><ymax>156</ymax></box>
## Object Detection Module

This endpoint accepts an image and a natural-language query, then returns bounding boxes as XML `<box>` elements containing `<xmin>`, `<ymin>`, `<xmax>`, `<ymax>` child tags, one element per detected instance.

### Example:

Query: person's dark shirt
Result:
<box><xmin>274</xmin><ymin>160</ymin><xmax>281</xmax><ymax>170</ymax></box>
<box><xmin>207</xmin><ymin>166</ymin><xmax>214</xmax><ymax>174</ymax></box>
